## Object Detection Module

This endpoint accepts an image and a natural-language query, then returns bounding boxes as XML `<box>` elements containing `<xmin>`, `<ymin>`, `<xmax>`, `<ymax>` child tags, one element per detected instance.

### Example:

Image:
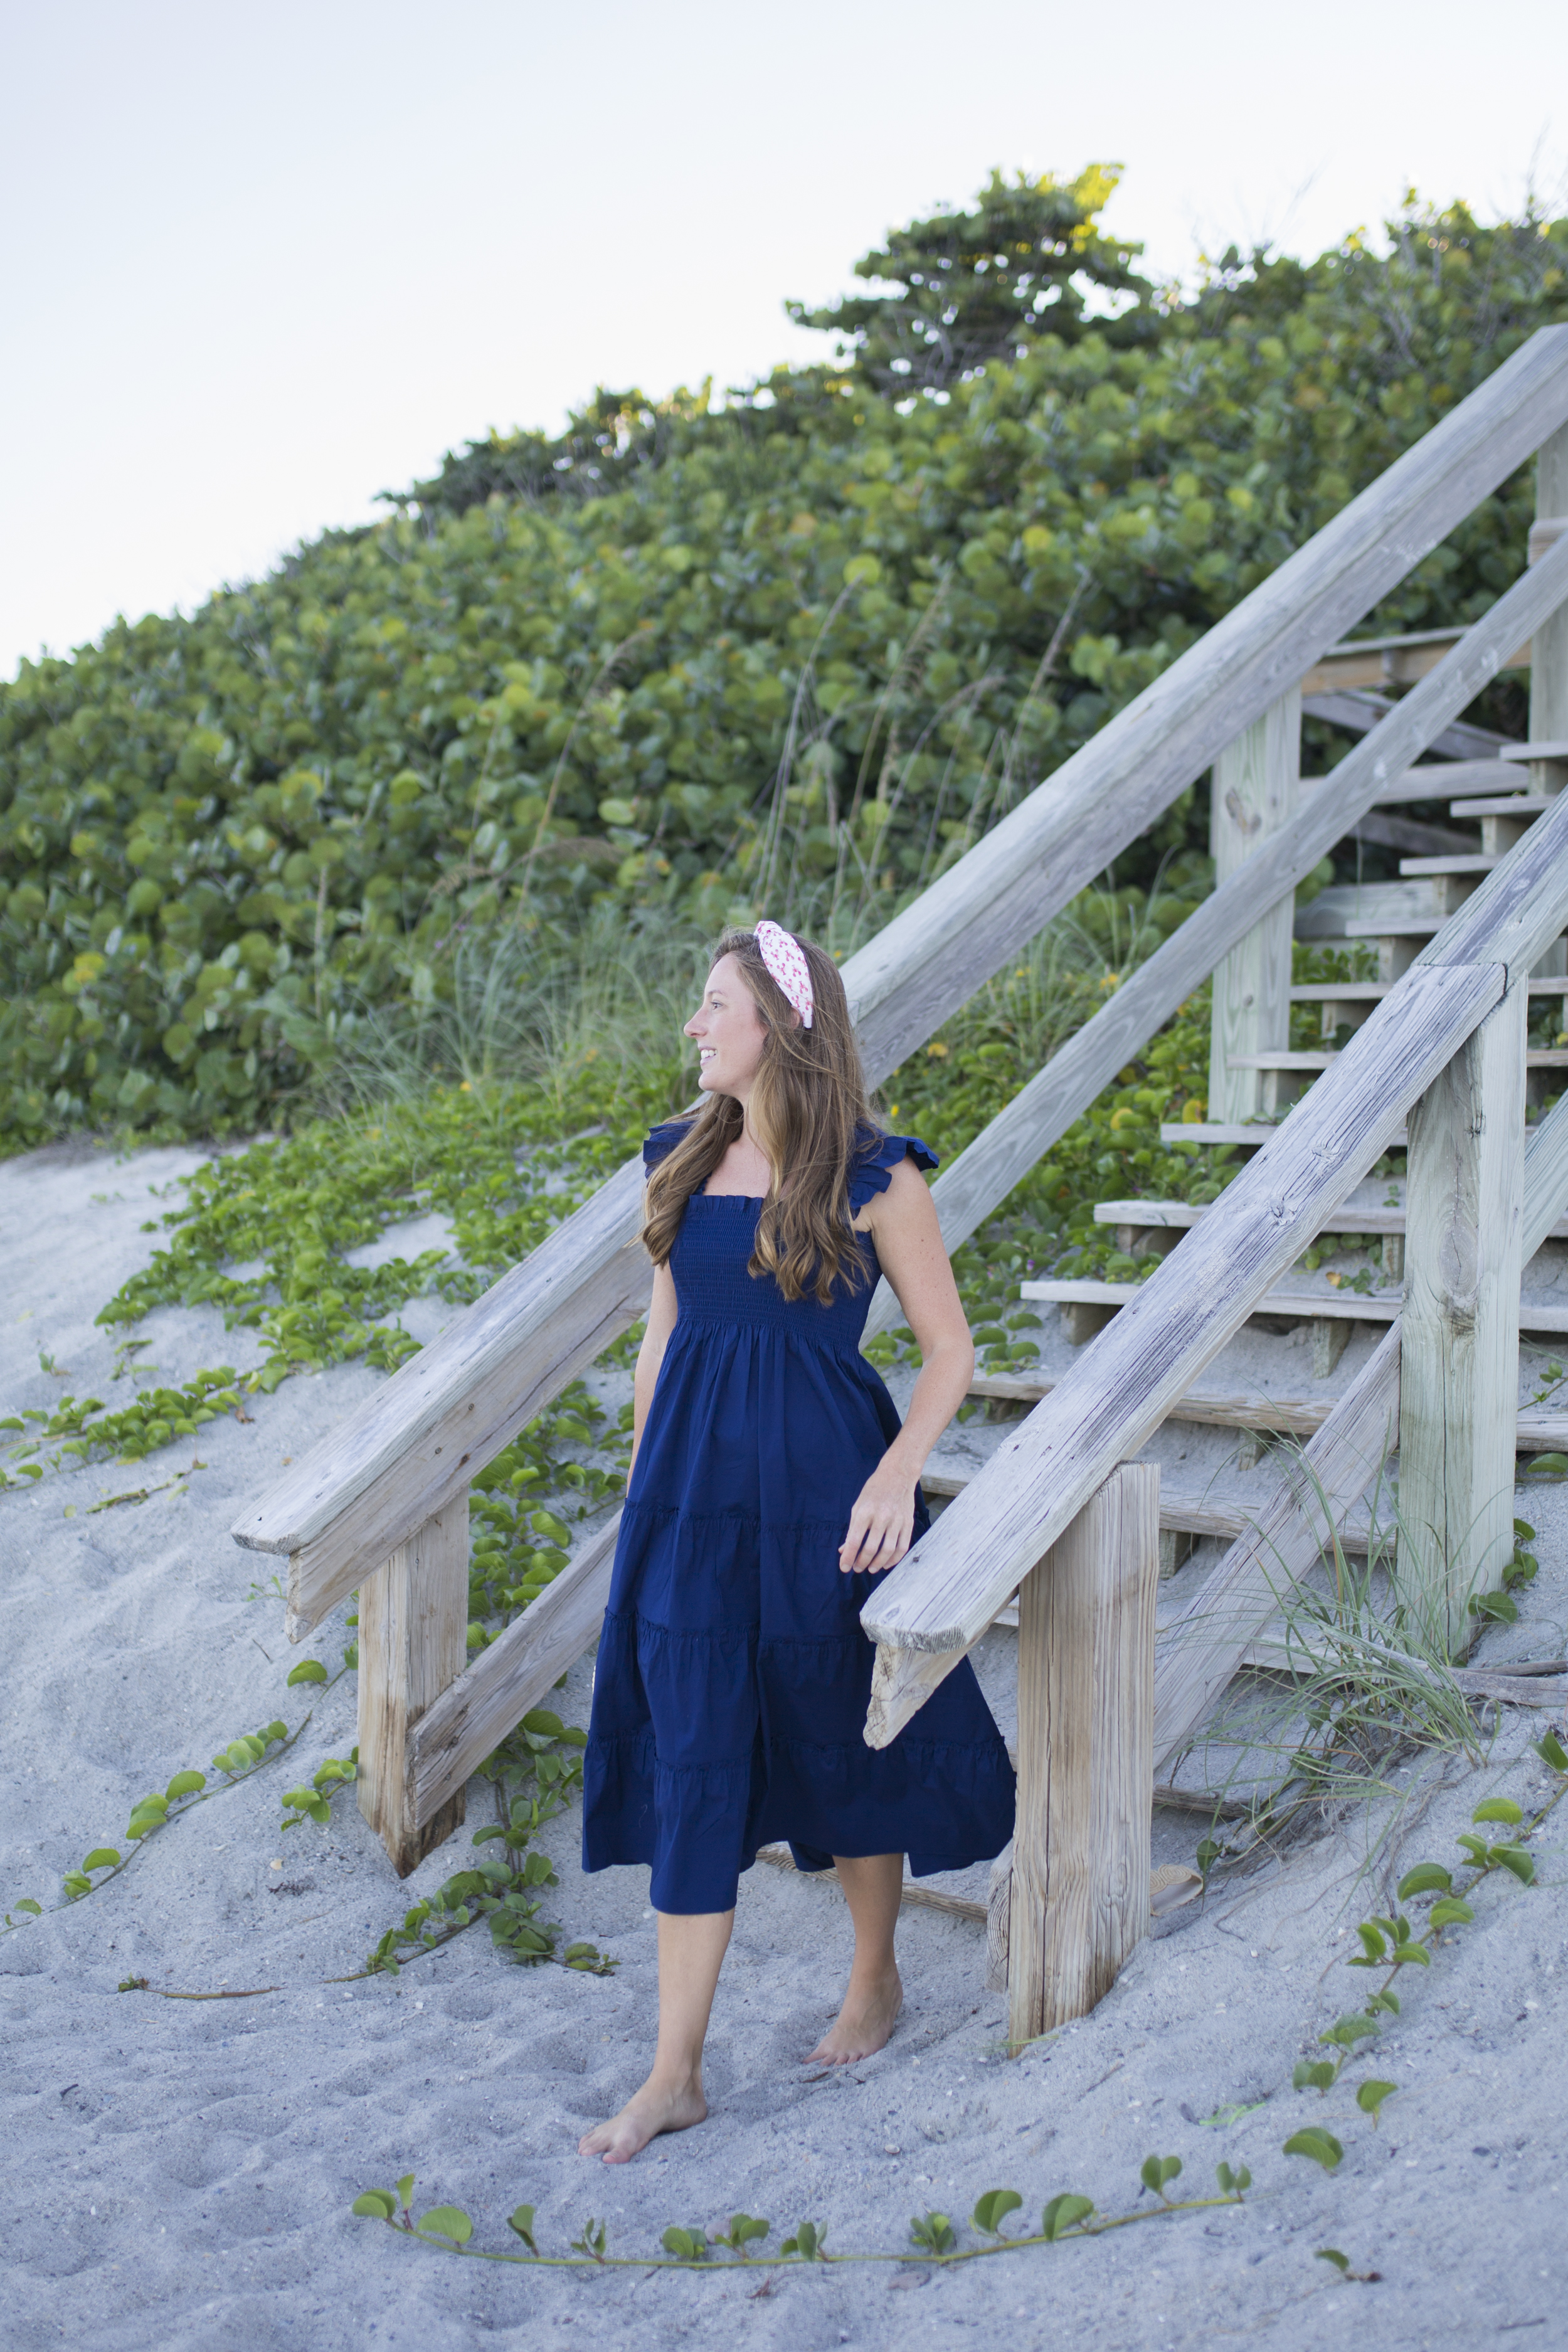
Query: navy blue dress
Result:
<box><xmin>581</xmin><ymin>1122</ymin><xmax>1016</xmax><ymax>1915</ymax></box>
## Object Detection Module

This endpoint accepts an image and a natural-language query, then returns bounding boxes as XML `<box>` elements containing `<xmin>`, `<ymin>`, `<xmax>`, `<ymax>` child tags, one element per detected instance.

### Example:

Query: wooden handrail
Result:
<box><xmin>233</xmin><ymin>331</ymin><xmax>1568</xmax><ymax>1628</ymax></box>
<box><xmin>861</xmin><ymin>527</ymin><xmax>1568</xmax><ymax>1342</ymax></box>
<box><xmin>860</xmin><ymin>781</ymin><xmax>1568</xmax><ymax>1742</ymax></box>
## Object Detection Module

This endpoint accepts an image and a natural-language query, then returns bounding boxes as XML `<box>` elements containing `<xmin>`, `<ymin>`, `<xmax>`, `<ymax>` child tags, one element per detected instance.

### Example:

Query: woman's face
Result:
<box><xmin>686</xmin><ymin>953</ymin><xmax>768</xmax><ymax>1101</ymax></box>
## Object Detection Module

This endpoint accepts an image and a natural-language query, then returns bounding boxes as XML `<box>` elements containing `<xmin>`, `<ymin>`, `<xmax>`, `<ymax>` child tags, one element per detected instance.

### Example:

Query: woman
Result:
<box><xmin>580</xmin><ymin>922</ymin><xmax>1015</xmax><ymax>2164</ymax></box>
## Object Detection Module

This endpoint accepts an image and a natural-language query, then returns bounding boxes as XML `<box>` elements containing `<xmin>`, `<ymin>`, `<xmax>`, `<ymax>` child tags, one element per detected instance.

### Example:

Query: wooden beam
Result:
<box><xmin>861</xmin><ymin>960</ymin><xmax>1504</xmax><ymax>1745</ymax></box>
<box><xmin>1209</xmin><ymin>691</ymin><xmax>1301</xmax><ymax>1123</ymax></box>
<box><xmin>1301</xmin><ymin>688</ymin><xmax>1512</xmax><ymax>761</ymax></box>
<box><xmin>1008</xmin><ymin>1464</ymin><xmax>1158</xmax><ymax>2048</ymax></box>
<box><xmin>1150</xmin><ymin>1084</ymin><xmax>1568</xmax><ymax>1772</ymax></box>
<box><xmin>1399</xmin><ymin>986</ymin><xmax>1527</xmax><ymax>1653</ymax></box>
<box><xmin>861</xmin><ymin>528</ymin><xmax>1568</xmax><ymax>1344</ymax></box>
<box><xmin>408</xmin><ymin>1512</ymin><xmax>622</xmax><ymax>1826</ymax></box>
<box><xmin>237</xmin><ymin>337</ymin><xmax>1568</xmax><ymax>1616</ymax></box>
<box><xmin>358</xmin><ymin>1495</ymin><xmax>470</xmax><ymax>1876</ymax></box>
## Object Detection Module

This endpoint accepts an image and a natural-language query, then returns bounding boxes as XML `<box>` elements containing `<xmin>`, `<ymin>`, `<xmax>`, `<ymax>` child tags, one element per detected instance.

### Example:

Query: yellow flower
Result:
<box><xmin>926</xmin><ymin>1041</ymin><xmax>950</xmax><ymax>1059</ymax></box>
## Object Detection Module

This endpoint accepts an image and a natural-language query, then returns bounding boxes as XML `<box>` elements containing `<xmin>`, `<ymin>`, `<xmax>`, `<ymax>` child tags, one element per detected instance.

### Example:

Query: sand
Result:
<box><xmin>4</xmin><ymin>1136</ymin><xmax>1568</xmax><ymax>2351</ymax></box>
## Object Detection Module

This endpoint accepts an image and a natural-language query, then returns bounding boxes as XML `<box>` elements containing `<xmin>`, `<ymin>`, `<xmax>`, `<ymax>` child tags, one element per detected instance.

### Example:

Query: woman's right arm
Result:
<box><xmin>628</xmin><ymin>1262</ymin><xmax>679</xmax><ymax>1483</ymax></box>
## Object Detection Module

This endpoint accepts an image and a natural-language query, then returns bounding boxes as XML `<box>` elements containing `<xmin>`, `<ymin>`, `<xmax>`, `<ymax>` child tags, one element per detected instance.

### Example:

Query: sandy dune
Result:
<box><xmin>4</xmin><ymin>1138</ymin><xmax>1567</xmax><ymax>2351</ymax></box>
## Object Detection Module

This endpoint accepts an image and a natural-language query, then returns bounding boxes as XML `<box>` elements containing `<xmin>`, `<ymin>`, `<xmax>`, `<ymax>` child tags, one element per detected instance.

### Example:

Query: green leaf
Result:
<box><xmin>352</xmin><ymin>2190</ymin><xmax>399</xmax><ymax>2221</ymax></box>
<box><xmin>8</xmin><ymin>1898</ymin><xmax>42</xmax><ymax>1919</ymax></box>
<box><xmin>527</xmin><ymin>1508</ymin><xmax>571</xmax><ymax>1546</ymax></box>
<box><xmin>396</xmin><ymin>2173</ymin><xmax>415</xmax><ymax>2209</ymax></box>
<box><xmin>1428</xmin><ymin>1897</ymin><xmax>1475</xmax><ymax>1930</ymax></box>
<box><xmin>1316</xmin><ymin>2247</ymin><xmax>1350</xmax><ymax>2274</ymax></box>
<box><xmin>507</xmin><ymin>2204</ymin><xmax>538</xmax><ymax>2252</ymax></box>
<box><xmin>783</xmin><ymin>2218</ymin><xmax>823</xmax><ymax>2259</ymax></box>
<box><xmin>1472</xmin><ymin>1797</ymin><xmax>1523</xmax><ymax>1826</ymax></box>
<box><xmin>287</xmin><ymin>1658</ymin><xmax>329</xmax><ymax>1686</ymax></box>
<box><xmin>1534</xmin><ymin>1730</ymin><xmax>1568</xmax><ymax>1774</ymax></box>
<box><xmin>908</xmin><ymin>2211</ymin><xmax>956</xmax><ymax>2255</ymax></box>
<box><xmin>1521</xmin><ymin>1453</ymin><xmax>1568</xmax><ymax>1480</ymax></box>
<box><xmin>1215</xmin><ymin>2163</ymin><xmax>1251</xmax><ymax>2195</ymax></box>
<box><xmin>1293</xmin><ymin>2060</ymin><xmax>1337</xmax><ymax>2094</ymax></box>
<box><xmin>724</xmin><ymin>2213</ymin><xmax>769</xmax><ymax>2247</ymax></box>
<box><xmin>971</xmin><ymin>2188</ymin><xmax>1024</xmax><ymax>2235</ymax></box>
<box><xmin>417</xmin><ymin>2205</ymin><xmax>473</xmax><ymax>2245</ymax></box>
<box><xmin>80</xmin><ymin>1848</ymin><xmax>122</xmax><ymax>1872</ymax></box>
<box><xmin>1492</xmin><ymin>1844</ymin><xmax>1536</xmax><ymax>1885</ymax></box>
<box><xmin>1320</xmin><ymin>2013</ymin><xmax>1380</xmax><ymax>2050</ymax></box>
<box><xmin>1353</xmin><ymin>1921</ymin><xmax>1387</xmax><ymax>1961</ymax></box>
<box><xmin>164</xmin><ymin>1771</ymin><xmax>206</xmax><ymax>1801</ymax></box>
<box><xmin>1283</xmin><ymin>2128</ymin><xmax>1343</xmax><ymax>2172</ymax></box>
<box><xmin>1396</xmin><ymin>1863</ymin><xmax>1452</xmax><ymax>1900</ymax></box>
<box><xmin>1139</xmin><ymin>2153</ymin><xmax>1182</xmax><ymax>2199</ymax></box>
<box><xmin>1356</xmin><ymin>2079</ymin><xmax>1397</xmax><ymax>2124</ymax></box>
<box><xmin>661</xmin><ymin>2225</ymin><xmax>708</xmax><ymax>2260</ymax></box>
<box><xmin>1041</xmin><ymin>2193</ymin><xmax>1095</xmax><ymax>2240</ymax></box>
<box><xmin>62</xmin><ymin>1872</ymin><xmax>92</xmax><ymax>1899</ymax></box>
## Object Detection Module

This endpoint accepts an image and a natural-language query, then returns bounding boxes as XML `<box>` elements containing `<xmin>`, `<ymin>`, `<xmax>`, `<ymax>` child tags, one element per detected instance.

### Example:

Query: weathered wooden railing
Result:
<box><xmin>233</xmin><ymin>329</ymin><xmax>1568</xmax><ymax>1895</ymax></box>
<box><xmin>862</xmin><ymin>538</ymin><xmax>1568</xmax><ymax>2046</ymax></box>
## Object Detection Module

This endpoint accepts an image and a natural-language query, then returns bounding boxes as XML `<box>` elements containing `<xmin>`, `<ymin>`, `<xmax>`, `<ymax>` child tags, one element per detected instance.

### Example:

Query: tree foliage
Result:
<box><xmin>2</xmin><ymin>183</ymin><xmax>1565</xmax><ymax>1147</ymax></box>
<box><xmin>785</xmin><ymin>166</ymin><xmax>1160</xmax><ymax>392</ymax></box>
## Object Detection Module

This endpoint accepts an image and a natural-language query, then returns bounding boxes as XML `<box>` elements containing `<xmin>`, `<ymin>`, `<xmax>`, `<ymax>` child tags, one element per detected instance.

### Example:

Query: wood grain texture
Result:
<box><xmin>861</xmin><ymin>527</ymin><xmax>1568</xmax><ymax>1343</ymax></box>
<box><xmin>1008</xmin><ymin>1465</ymin><xmax>1159</xmax><ymax>2046</ymax></box>
<box><xmin>358</xmin><ymin>1497</ymin><xmax>470</xmax><ymax>1876</ymax></box>
<box><xmin>1149</xmin><ymin>1086</ymin><xmax>1568</xmax><ymax>1771</ymax></box>
<box><xmin>1209</xmin><ymin>692</ymin><xmax>1300</xmax><ymax>1122</ymax></box>
<box><xmin>1531</xmin><ymin>430</ymin><xmax>1568</xmax><ymax>770</ymax></box>
<box><xmin>408</xmin><ymin>1513</ymin><xmax>622</xmax><ymax>1825</ymax></box>
<box><xmin>1398</xmin><ymin>985</ymin><xmax>1527</xmax><ymax>1652</ymax></box>
<box><xmin>281</xmin><ymin>1245</ymin><xmax>650</xmax><ymax>1639</ymax></box>
<box><xmin>862</xmin><ymin>960</ymin><xmax>1503</xmax><ymax>1725</ymax></box>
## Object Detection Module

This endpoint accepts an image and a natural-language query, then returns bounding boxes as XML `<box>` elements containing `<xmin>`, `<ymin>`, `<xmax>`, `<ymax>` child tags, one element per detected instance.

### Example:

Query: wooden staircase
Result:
<box><xmin>232</xmin><ymin>328</ymin><xmax>1568</xmax><ymax>2052</ymax></box>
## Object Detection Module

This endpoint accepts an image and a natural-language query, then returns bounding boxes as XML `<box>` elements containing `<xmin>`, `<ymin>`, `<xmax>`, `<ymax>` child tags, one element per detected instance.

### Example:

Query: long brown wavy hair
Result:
<box><xmin>642</xmin><ymin>926</ymin><xmax>881</xmax><ymax>1305</ymax></box>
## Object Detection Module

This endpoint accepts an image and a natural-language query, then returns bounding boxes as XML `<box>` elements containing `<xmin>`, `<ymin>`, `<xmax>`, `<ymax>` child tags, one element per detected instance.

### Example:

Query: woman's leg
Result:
<box><xmin>807</xmin><ymin>1853</ymin><xmax>904</xmax><ymax>2063</ymax></box>
<box><xmin>578</xmin><ymin>1907</ymin><xmax>734</xmax><ymax>2163</ymax></box>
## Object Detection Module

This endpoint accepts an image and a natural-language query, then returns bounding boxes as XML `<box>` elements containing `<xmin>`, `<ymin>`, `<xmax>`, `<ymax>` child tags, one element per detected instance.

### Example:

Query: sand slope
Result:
<box><xmin>4</xmin><ymin>1138</ymin><xmax>1568</xmax><ymax>2351</ymax></box>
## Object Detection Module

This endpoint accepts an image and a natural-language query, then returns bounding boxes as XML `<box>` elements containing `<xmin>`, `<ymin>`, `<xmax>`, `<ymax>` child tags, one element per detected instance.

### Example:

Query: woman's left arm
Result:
<box><xmin>839</xmin><ymin>1157</ymin><xmax>975</xmax><ymax>1576</ymax></box>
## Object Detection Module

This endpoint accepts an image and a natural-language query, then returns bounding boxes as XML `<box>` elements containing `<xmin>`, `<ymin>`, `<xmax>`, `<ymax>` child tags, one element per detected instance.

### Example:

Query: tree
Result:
<box><xmin>787</xmin><ymin>166</ymin><xmax>1160</xmax><ymax>393</ymax></box>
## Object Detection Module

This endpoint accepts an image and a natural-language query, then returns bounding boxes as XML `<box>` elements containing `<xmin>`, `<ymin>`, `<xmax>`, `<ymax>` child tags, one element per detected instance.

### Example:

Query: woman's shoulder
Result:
<box><xmin>643</xmin><ymin>1120</ymin><xmax>693</xmax><ymax>1174</ymax></box>
<box><xmin>847</xmin><ymin>1121</ymin><xmax>939</xmax><ymax>1214</ymax></box>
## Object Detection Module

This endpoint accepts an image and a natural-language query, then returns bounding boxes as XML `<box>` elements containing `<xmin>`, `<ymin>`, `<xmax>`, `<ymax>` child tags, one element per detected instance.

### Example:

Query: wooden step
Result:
<box><xmin>1290</xmin><ymin>978</ymin><xmax>1568</xmax><ymax>1000</ymax></box>
<box><xmin>1500</xmin><ymin>740</ymin><xmax>1568</xmax><ymax>763</ymax></box>
<box><xmin>1162</xmin><ymin>1121</ymin><xmax>1408</xmax><ymax>1148</ymax></box>
<box><xmin>1019</xmin><ymin>1275</ymin><xmax>1568</xmax><ymax>1336</ymax></box>
<box><xmin>1397</xmin><ymin>853</ymin><xmax>1498</xmax><ymax>878</ymax></box>
<box><xmin>965</xmin><ymin>1370</ymin><xmax>1568</xmax><ymax>1455</ymax></box>
<box><xmin>1091</xmin><ymin>1194</ymin><xmax>1568</xmax><ymax>1243</ymax></box>
<box><xmin>1227</xmin><ymin>1048</ymin><xmax>1568</xmax><ymax>1072</ymax></box>
<box><xmin>1367</xmin><ymin>758</ymin><xmax>1522</xmax><ymax>806</ymax></box>
<box><xmin>924</xmin><ymin>1463</ymin><xmax>1380</xmax><ymax>1554</ymax></box>
<box><xmin>1449</xmin><ymin>793</ymin><xmax>1557</xmax><ymax>820</ymax></box>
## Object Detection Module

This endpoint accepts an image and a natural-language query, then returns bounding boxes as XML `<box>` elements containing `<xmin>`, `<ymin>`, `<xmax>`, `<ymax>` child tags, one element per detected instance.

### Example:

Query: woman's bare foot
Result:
<box><xmin>578</xmin><ymin>2073</ymin><xmax>707</xmax><ymax>2164</ymax></box>
<box><xmin>805</xmin><ymin>1963</ymin><xmax>903</xmax><ymax>2065</ymax></box>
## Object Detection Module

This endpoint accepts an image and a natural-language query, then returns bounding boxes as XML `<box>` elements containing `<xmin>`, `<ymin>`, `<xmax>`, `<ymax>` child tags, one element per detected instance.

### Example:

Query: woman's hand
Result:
<box><xmin>839</xmin><ymin>1458</ymin><xmax>919</xmax><ymax>1575</ymax></box>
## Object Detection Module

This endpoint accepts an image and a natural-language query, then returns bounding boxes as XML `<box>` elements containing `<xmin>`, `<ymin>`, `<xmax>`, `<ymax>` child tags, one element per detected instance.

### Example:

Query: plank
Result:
<box><xmin>1148</xmin><ymin>1084</ymin><xmax>1568</xmax><ymax>1771</ymax></box>
<box><xmin>1532</xmin><ymin>432</ymin><xmax>1568</xmax><ymax>783</ymax></box>
<box><xmin>861</xmin><ymin>960</ymin><xmax>1505</xmax><ymax>1744</ymax></box>
<box><xmin>279</xmin><ymin>1239</ymin><xmax>651</xmax><ymax>1639</ymax></box>
<box><xmin>1414</xmin><ymin>734</ymin><xmax>1568</xmax><ymax>984</ymax></box>
<box><xmin>1090</xmin><ymin>1194</ymin><xmax>1568</xmax><ymax>1242</ymax></box>
<box><xmin>1301</xmin><ymin>688</ymin><xmax>1513</xmax><ymax>760</ymax></box>
<box><xmin>1399</xmin><ymin>985</ymin><xmax>1527</xmax><ymax>1652</ymax></box>
<box><xmin>358</xmin><ymin>1496</ymin><xmax>470</xmax><ymax>1876</ymax></box>
<box><xmin>926</xmin><ymin>1463</ymin><xmax>1381</xmax><ymax>1551</ymax></box>
<box><xmin>408</xmin><ymin>1512</ymin><xmax>622</xmax><ymax>1825</ymax></box>
<box><xmin>1301</xmin><ymin>627</ymin><xmax>1533</xmax><ymax>695</ymax></box>
<box><xmin>1021</xmin><ymin>1275</ymin><xmax>1401</xmax><ymax>1323</ymax></box>
<box><xmin>860</xmin><ymin>526</ymin><xmax>1568</xmax><ymax>1348</ymax></box>
<box><xmin>1209</xmin><ymin>691</ymin><xmax>1300</xmax><ymax>1122</ymax></box>
<box><xmin>1009</xmin><ymin>1464</ymin><xmax>1158</xmax><ymax>2045</ymax></box>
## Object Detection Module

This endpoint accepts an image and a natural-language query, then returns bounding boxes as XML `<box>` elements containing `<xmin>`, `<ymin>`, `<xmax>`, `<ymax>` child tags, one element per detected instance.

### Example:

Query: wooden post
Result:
<box><xmin>358</xmin><ymin>1493</ymin><xmax>470</xmax><ymax>1875</ymax></box>
<box><xmin>1397</xmin><ymin>987</ymin><xmax>1526</xmax><ymax>1656</ymax></box>
<box><xmin>1208</xmin><ymin>690</ymin><xmax>1301</xmax><ymax>1121</ymax></box>
<box><xmin>1008</xmin><ymin>1463</ymin><xmax>1159</xmax><ymax>2051</ymax></box>
<box><xmin>1531</xmin><ymin>422</ymin><xmax>1568</xmax><ymax>977</ymax></box>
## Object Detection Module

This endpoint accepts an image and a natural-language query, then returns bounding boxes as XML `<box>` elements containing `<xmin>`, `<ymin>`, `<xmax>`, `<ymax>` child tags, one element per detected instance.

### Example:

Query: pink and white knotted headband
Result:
<box><xmin>755</xmin><ymin>920</ymin><xmax>814</xmax><ymax>1029</ymax></box>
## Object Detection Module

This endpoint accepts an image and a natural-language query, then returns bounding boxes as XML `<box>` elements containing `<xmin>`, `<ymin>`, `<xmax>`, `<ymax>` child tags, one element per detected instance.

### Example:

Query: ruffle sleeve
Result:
<box><xmin>643</xmin><ymin>1120</ymin><xmax>692</xmax><ymax>1175</ymax></box>
<box><xmin>847</xmin><ymin>1126</ymin><xmax>939</xmax><ymax>1216</ymax></box>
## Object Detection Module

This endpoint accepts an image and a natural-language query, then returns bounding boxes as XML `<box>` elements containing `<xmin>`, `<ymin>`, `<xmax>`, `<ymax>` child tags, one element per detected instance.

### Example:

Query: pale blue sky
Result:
<box><xmin>4</xmin><ymin>0</ymin><xmax>1562</xmax><ymax>676</ymax></box>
